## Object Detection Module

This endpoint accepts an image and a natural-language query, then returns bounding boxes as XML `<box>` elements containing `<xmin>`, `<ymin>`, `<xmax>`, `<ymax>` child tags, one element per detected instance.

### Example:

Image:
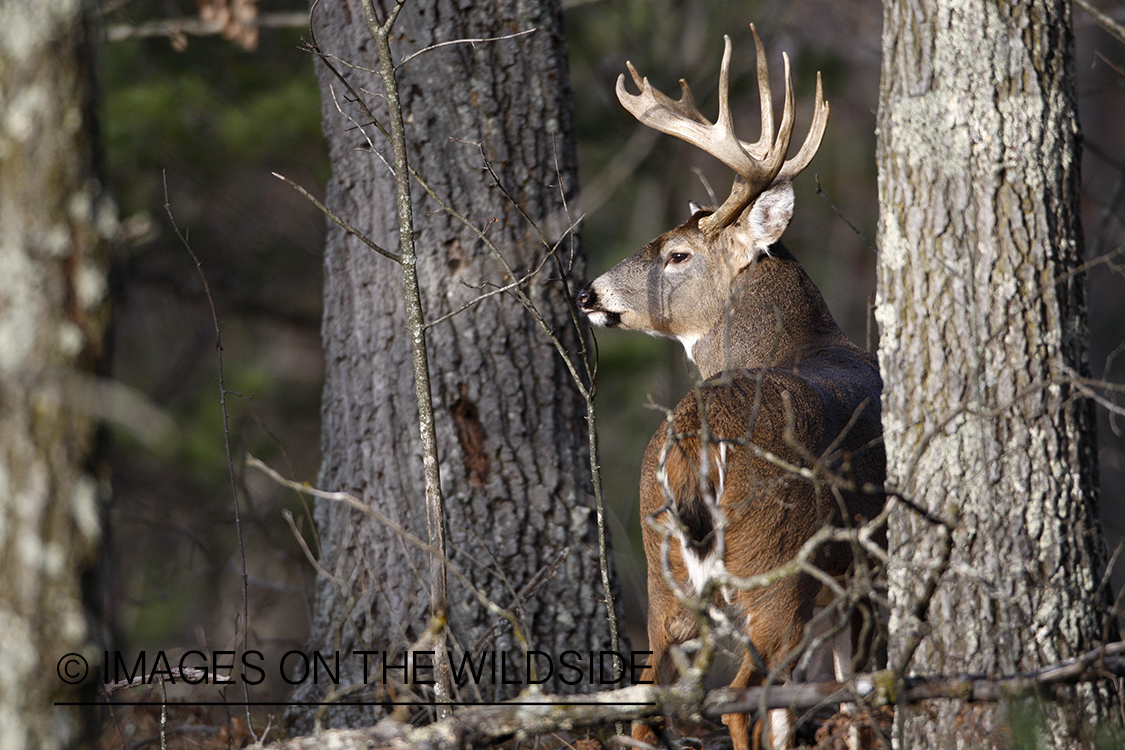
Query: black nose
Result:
<box><xmin>577</xmin><ymin>284</ymin><xmax>596</xmax><ymax>310</ymax></box>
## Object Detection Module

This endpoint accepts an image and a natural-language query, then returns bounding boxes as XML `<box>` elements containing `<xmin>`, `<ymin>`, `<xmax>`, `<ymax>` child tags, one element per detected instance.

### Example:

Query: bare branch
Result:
<box><xmin>162</xmin><ymin>174</ymin><xmax>256</xmax><ymax>740</ymax></box>
<box><xmin>1076</xmin><ymin>0</ymin><xmax>1125</xmax><ymax>47</ymax></box>
<box><xmin>354</xmin><ymin>0</ymin><xmax>454</xmax><ymax>715</ymax></box>
<box><xmin>247</xmin><ymin>458</ymin><xmax>536</xmax><ymax>672</ymax></box>
<box><xmin>271</xmin><ymin>172</ymin><xmax>401</xmax><ymax>263</ymax></box>
<box><xmin>398</xmin><ymin>29</ymin><xmax>538</xmax><ymax>68</ymax></box>
<box><xmin>104</xmin><ymin>12</ymin><xmax>310</xmax><ymax>43</ymax></box>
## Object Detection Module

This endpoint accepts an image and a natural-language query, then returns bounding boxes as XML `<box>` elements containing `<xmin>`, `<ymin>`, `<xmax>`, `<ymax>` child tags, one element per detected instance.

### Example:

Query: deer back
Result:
<box><xmin>640</xmin><ymin>349</ymin><xmax>884</xmax><ymax>598</ymax></box>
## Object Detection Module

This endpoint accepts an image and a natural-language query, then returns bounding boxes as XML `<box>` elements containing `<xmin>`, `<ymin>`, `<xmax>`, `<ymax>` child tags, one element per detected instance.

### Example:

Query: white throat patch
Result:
<box><xmin>676</xmin><ymin>333</ymin><xmax>700</xmax><ymax>363</ymax></box>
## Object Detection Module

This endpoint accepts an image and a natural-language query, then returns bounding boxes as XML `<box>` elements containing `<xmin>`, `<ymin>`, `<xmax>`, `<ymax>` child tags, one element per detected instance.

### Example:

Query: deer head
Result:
<box><xmin>577</xmin><ymin>26</ymin><xmax>839</xmax><ymax>380</ymax></box>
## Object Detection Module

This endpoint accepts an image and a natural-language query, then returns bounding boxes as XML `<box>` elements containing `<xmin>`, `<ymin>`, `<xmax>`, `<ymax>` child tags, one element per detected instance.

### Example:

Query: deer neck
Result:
<box><xmin>688</xmin><ymin>247</ymin><xmax>851</xmax><ymax>380</ymax></box>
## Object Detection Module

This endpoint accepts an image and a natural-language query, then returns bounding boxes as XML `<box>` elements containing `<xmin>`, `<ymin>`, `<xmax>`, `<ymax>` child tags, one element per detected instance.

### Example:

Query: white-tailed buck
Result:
<box><xmin>578</xmin><ymin>26</ymin><xmax>885</xmax><ymax>750</ymax></box>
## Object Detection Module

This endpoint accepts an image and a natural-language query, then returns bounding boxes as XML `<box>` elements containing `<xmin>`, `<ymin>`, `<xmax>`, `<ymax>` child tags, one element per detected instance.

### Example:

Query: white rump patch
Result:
<box><xmin>679</xmin><ymin>544</ymin><xmax>722</xmax><ymax>598</ymax></box>
<box><xmin>676</xmin><ymin>442</ymin><xmax>729</xmax><ymax>598</ymax></box>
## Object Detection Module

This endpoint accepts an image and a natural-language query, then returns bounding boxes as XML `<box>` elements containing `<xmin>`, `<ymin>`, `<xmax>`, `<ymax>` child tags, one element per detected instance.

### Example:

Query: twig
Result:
<box><xmin>271</xmin><ymin>172</ymin><xmax>400</xmax><ymax>263</ymax></box>
<box><xmin>469</xmin><ymin>548</ymin><xmax>570</xmax><ymax>653</ymax></box>
<box><xmin>542</xmin><ymin>139</ymin><xmax>624</xmax><ymax>708</ymax></box>
<box><xmin>282</xmin><ymin>509</ymin><xmax>345</xmax><ymax>587</ymax></box>
<box><xmin>815</xmin><ymin>175</ymin><xmax>875</xmax><ymax>254</ymax></box>
<box><xmin>1075</xmin><ymin>0</ymin><xmax>1125</xmax><ymax>47</ymax></box>
<box><xmin>161</xmin><ymin>174</ymin><xmax>256</xmax><ymax>741</ymax></box>
<box><xmin>398</xmin><ymin>29</ymin><xmax>537</xmax><ymax>68</ymax></box>
<box><xmin>415</xmin><ymin>142</ymin><xmax>625</xmax><ymax>678</ymax></box>
<box><xmin>890</xmin><ymin>517</ymin><xmax>956</xmax><ymax>677</ymax></box>
<box><xmin>248</xmin><ymin>457</ymin><xmax>534</xmax><ymax>661</ymax></box>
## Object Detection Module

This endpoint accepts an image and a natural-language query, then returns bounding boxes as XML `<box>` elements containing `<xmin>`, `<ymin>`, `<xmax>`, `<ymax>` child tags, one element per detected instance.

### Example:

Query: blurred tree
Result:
<box><xmin>0</xmin><ymin>0</ymin><xmax>111</xmax><ymax>746</ymax></box>
<box><xmin>877</xmin><ymin>0</ymin><xmax>1118</xmax><ymax>745</ymax></box>
<box><xmin>287</xmin><ymin>0</ymin><xmax>621</xmax><ymax>731</ymax></box>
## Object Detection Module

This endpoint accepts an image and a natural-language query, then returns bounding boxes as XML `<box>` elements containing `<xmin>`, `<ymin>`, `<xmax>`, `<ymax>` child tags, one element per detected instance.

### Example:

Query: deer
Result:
<box><xmin>577</xmin><ymin>26</ymin><xmax>886</xmax><ymax>750</ymax></box>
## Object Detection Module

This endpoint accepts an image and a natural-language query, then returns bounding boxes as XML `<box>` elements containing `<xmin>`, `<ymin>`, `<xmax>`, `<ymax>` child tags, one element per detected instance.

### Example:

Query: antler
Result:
<box><xmin>616</xmin><ymin>24</ymin><xmax>829</xmax><ymax>236</ymax></box>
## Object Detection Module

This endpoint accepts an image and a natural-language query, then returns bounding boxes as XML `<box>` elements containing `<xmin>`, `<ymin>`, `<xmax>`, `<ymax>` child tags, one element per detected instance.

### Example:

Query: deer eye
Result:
<box><xmin>667</xmin><ymin>252</ymin><xmax>691</xmax><ymax>266</ymax></box>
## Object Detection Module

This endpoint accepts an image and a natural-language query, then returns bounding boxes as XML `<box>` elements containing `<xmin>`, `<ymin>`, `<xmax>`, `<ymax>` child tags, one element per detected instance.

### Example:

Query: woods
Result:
<box><xmin>2</xmin><ymin>0</ymin><xmax>1124</xmax><ymax>748</ymax></box>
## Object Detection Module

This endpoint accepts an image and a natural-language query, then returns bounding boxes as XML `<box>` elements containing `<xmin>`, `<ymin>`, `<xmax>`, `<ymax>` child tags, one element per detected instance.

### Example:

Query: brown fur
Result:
<box><xmin>634</xmin><ymin>361</ymin><xmax>884</xmax><ymax>750</ymax></box>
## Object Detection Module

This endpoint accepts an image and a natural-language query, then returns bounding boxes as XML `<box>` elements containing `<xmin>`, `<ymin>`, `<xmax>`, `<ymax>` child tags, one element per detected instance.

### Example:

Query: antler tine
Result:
<box><xmin>617</xmin><ymin>41</ymin><xmax>761</xmax><ymax>184</ymax></box>
<box><xmin>742</xmin><ymin>24</ymin><xmax>773</xmax><ymax>161</ymax></box>
<box><xmin>623</xmin><ymin>61</ymin><xmax>710</xmax><ymax>126</ymax></box>
<box><xmin>775</xmin><ymin>71</ymin><xmax>829</xmax><ymax>183</ymax></box>
<box><xmin>771</xmin><ymin>53</ymin><xmax>797</xmax><ymax>181</ymax></box>
<box><xmin>714</xmin><ymin>35</ymin><xmax>736</xmax><ymax>144</ymax></box>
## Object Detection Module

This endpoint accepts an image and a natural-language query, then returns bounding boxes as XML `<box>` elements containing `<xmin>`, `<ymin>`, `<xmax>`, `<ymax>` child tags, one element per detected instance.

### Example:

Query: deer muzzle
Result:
<box><xmin>576</xmin><ymin>283</ymin><xmax>622</xmax><ymax>328</ymax></box>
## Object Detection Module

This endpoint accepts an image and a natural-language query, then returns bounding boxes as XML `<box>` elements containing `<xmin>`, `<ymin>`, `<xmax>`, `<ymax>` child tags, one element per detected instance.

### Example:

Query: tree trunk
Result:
<box><xmin>289</xmin><ymin>0</ymin><xmax>620</xmax><ymax>732</ymax></box>
<box><xmin>876</xmin><ymin>0</ymin><xmax>1115</xmax><ymax>746</ymax></box>
<box><xmin>0</xmin><ymin>0</ymin><xmax>109</xmax><ymax>747</ymax></box>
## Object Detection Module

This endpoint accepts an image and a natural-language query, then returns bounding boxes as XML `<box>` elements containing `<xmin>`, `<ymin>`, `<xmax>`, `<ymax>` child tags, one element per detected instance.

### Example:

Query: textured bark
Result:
<box><xmin>289</xmin><ymin>0</ymin><xmax>619</xmax><ymax>732</ymax></box>
<box><xmin>0</xmin><ymin>0</ymin><xmax>109</xmax><ymax>747</ymax></box>
<box><xmin>876</xmin><ymin>0</ymin><xmax>1114</xmax><ymax>747</ymax></box>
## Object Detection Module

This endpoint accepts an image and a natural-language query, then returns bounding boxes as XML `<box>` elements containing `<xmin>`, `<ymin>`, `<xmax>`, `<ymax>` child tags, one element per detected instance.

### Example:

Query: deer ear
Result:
<box><xmin>723</xmin><ymin>181</ymin><xmax>795</xmax><ymax>264</ymax></box>
<box><xmin>746</xmin><ymin>181</ymin><xmax>794</xmax><ymax>244</ymax></box>
<box><xmin>688</xmin><ymin>200</ymin><xmax>706</xmax><ymax>216</ymax></box>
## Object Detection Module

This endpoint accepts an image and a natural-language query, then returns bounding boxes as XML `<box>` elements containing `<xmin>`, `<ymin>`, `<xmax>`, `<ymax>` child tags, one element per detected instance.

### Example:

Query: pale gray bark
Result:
<box><xmin>876</xmin><ymin>0</ymin><xmax>1114</xmax><ymax>747</ymax></box>
<box><xmin>288</xmin><ymin>0</ymin><xmax>620</xmax><ymax>732</ymax></box>
<box><xmin>0</xmin><ymin>0</ymin><xmax>110</xmax><ymax>747</ymax></box>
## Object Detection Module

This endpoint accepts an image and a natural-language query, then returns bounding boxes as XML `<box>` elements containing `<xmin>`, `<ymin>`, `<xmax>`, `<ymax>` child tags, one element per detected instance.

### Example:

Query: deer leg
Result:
<box><xmin>632</xmin><ymin>585</ymin><xmax>698</xmax><ymax>747</ymax></box>
<box><xmin>631</xmin><ymin>719</ymin><xmax>663</xmax><ymax>748</ymax></box>
<box><xmin>631</xmin><ymin>630</ymin><xmax>666</xmax><ymax>748</ymax></box>
<box><xmin>832</xmin><ymin>607</ymin><xmax>880</xmax><ymax>750</ymax></box>
<box><xmin>722</xmin><ymin>651</ymin><xmax>795</xmax><ymax>750</ymax></box>
<box><xmin>831</xmin><ymin>624</ymin><xmax>860</xmax><ymax>750</ymax></box>
<box><xmin>721</xmin><ymin>654</ymin><xmax>760</xmax><ymax>750</ymax></box>
<box><xmin>631</xmin><ymin>644</ymin><xmax>664</xmax><ymax>750</ymax></box>
<box><xmin>728</xmin><ymin>582</ymin><xmax>819</xmax><ymax>750</ymax></box>
<box><xmin>764</xmin><ymin>710</ymin><xmax>796</xmax><ymax>750</ymax></box>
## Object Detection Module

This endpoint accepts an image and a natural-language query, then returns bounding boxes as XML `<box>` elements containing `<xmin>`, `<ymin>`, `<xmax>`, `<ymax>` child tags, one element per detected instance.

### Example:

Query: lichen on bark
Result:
<box><xmin>877</xmin><ymin>0</ymin><xmax>1114</xmax><ymax>746</ymax></box>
